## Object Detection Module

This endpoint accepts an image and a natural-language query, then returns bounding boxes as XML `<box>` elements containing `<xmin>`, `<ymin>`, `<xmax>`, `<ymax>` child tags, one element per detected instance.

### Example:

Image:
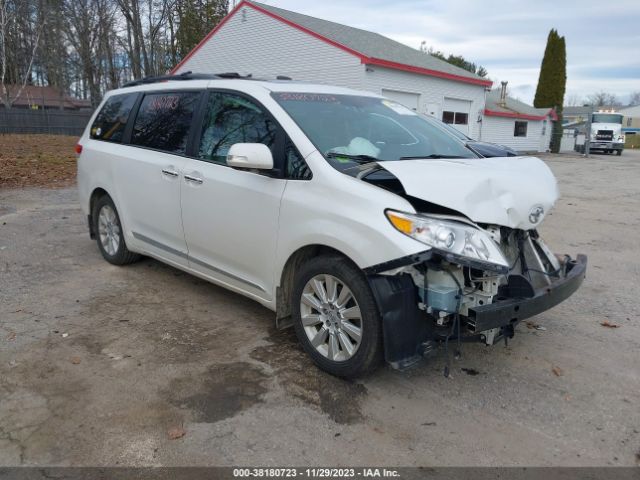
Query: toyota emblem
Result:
<box><xmin>529</xmin><ymin>205</ymin><xmax>545</xmax><ymax>224</ymax></box>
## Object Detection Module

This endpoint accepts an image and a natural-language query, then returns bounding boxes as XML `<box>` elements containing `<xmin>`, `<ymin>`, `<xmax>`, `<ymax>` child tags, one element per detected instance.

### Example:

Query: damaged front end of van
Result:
<box><xmin>360</xmin><ymin>156</ymin><xmax>587</xmax><ymax>369</ymax></box>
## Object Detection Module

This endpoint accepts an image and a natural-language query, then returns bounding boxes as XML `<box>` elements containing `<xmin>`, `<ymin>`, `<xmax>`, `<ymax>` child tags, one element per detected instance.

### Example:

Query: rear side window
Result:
<box><xmin>198</xmin><ymin>92</ymin><xmax>277</xmax><ymax>163</ymax></box>
<box><xmin>90</xmin><ymin>93</ymin><xmax>138</xmax><ymax>143</ymax></box>
<box><xmin>131</xmin><ymin>92</ymin><xmax>200</xmax><ymax>154</ymax></box>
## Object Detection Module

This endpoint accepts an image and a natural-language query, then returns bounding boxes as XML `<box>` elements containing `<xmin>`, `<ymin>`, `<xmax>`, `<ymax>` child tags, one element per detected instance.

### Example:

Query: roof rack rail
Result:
<box><xmin>123</xmin><ymin>71</ymin><xmax>260</xmax><ymax>87</ymax></box>
<box><xmin>215</xmin><ymin>72</ymin><xmax>253</xmax><ymax>79</ymax></box>
<box><xmin>121</xmin><ymin>71</ymin><xmax>295</xmax><ymax>88</ymax></box>
<box><xmin>122</xmin><ymin>71</ymin><xmax>221</xmax><ymax>87</ymax></box>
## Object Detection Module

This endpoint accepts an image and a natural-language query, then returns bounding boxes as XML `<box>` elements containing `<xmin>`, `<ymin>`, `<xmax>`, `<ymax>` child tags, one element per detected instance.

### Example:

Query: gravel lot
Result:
<box><xmin>1</xmin><ymin>150</ymin><xmax>639</xmax><ymax>467</ymax></box>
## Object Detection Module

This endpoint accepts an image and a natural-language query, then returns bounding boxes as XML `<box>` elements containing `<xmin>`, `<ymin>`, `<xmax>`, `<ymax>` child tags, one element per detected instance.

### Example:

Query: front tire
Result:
<box><xmin>292</xmin><ymin>255</ymin><xmax>383</xmax><ymax>378</ymax></box>
<box><xmin>92</xmin><ymin>195</ymin><xmax>140</xmax><ymax>265</ymax></box>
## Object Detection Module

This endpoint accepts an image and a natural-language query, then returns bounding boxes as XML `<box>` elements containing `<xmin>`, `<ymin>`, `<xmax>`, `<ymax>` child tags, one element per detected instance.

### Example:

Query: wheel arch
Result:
<box><xmin>88</xmin><ymin>187</ymin><xmax>110</xmax><ymax>239</ymax></box>
<box><xmin>275</xmin><ymin>244</ymin><xmax>358</xmax><ymax>329</ymax></box>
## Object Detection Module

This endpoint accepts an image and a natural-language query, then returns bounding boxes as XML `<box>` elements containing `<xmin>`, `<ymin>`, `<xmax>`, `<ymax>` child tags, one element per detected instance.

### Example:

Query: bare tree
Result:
<box><xmin>0</xmin><ymin>0</ymin><xmax>45</xmax><ymax>108</ymax></box>
<box><xmin>1</xmin><ymin>0</ymin><xmax>227</xmax><ymax>106</ymax></box>
<box><xmin>565</xmin><ymin>93</ymin><xmax>583</xmax><ymax>107</ymax></box>
<box><xmin>585</xmin><ymin>91</ymin><xmax>622</xmax><ymax>107</ymax></box>
<box><xmin>628</xmin><ymin>91</ymin><xmax>640</xmax><ymax>106</ymax></box>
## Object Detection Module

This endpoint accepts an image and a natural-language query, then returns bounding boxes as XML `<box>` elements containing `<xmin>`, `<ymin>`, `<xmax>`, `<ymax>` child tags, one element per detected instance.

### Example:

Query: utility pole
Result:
<box><xmin>584</xmin><ymin>105</ymin><xmax>593</xmax><ymax>157</ymax></box>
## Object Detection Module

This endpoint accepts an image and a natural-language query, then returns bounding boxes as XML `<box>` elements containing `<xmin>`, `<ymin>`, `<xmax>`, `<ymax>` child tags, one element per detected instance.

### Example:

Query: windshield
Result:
<box><xmin>592</xmin><ymin>113</ymin><xmax>622</xmax><ymax>124</ymax></box>
<box><xmin>271</xmin><ymin>92</ymin><xmax>477</xmax><ymax>168</ymax></box>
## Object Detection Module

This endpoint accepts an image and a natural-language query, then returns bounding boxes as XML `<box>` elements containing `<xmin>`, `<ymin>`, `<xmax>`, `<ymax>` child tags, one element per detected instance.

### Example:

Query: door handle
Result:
<box><xmin>184</xmin><ymin>174</ymin><xmax>203</xmax><ymax>184</ymax></box>
<box><xmin>161</xmin><ymin>168</ymin><xmax>179</xmax><ymax>177</ymax></box>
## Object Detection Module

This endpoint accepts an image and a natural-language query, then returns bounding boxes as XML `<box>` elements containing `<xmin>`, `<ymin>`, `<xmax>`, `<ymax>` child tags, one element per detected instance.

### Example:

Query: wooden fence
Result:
<box><xmin>0</xmin><ymin>108</ymin><xmax>93</xmax><ymax>136</ymax></box>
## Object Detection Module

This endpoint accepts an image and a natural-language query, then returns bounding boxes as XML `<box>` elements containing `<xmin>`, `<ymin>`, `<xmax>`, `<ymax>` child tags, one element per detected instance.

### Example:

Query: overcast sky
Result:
<box><xmin>254</xmin><ymin>0</ymin><xmax>640</xmax><ymax>105</ymax></box>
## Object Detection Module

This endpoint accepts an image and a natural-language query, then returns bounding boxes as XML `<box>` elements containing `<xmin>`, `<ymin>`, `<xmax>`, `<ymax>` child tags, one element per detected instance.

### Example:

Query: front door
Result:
<box><xmin>180</xmin><ymin>91</ymin><xmax>286</xmax><ymax>299</ymax></box>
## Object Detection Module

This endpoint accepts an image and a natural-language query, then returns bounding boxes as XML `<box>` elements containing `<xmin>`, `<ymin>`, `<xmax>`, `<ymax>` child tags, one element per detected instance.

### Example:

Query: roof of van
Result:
<box><xmin>111</xmin><ymin>77</ymin><xmax>381</xmax><ymax>98</ymax></box>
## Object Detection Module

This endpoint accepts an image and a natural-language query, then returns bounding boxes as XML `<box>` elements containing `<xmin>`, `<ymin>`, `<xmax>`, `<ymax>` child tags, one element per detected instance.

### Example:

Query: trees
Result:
<box><xmin>627</xmin><ymin>91</ymin><xmax>640</xmax><ymax>106</ymax></box>
<box><xmin>0</xmin><ymin>0</ymin><xmax>229</xmax><ymax>107</ymax></box>
<box><xmin>0</xmin><ymin>0</ymin><xmax>45</xmax><ymax>108</ymax></box>
<box><xmin>585</xmin><ymin>91</ymin><xmax>622</xmax><ymax>107</ymax></box>
<box><xmin>533</xmin><ymin>29</ymin><xmax>566</xmax><ymax>153</ymax></box>
<box><xmin>420</xmin><ymin>42</ymin><xmax>488</xmax><ymax>78</ymax></box>
<box><xmin>176</xmin><ymin>0</ymin><xmax>228</xmax><ymax>59</ymax></box>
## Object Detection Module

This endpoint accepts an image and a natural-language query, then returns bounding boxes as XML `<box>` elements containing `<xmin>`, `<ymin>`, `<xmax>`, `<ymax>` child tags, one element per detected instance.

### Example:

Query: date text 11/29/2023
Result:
<box><xmin>232</xmin><ymin>468</ymin><xmax>401</xmax><ymax>478</ymax></box>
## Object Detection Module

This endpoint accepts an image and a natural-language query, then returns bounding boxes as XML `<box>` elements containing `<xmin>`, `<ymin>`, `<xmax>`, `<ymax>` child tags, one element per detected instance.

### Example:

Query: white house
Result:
<box><xmin>173</xmin><ymin>0</ymin><xmax>492</xmax><ymax>138</ymax></box>
<box><xmin>618</xmin><ymin>104</ymin><xmax>640</xmax><ymax>137</ymax></box>
<box><xmin>481</xmin><ymin>86</ymin><xmax>557</xmax><ymax>153</ymax></box>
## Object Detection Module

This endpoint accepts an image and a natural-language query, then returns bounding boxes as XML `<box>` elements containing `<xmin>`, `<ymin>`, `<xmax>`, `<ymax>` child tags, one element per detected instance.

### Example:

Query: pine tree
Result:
<box><xmin>176</xmin><ymin>0</ymin><xmax>229</xmax><ymax>60</ymax></box>
<box><xmin>534</xmin><ymin>29</ymin><xmax>566</xmax><ymax>153</ymax></box>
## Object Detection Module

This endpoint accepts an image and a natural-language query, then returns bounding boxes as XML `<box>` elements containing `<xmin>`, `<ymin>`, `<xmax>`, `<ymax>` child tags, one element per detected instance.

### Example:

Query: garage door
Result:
<box><xmin>443</xmin><ymin>97</ymin><xmax>472</xmax><ymax>135</ymax></box>
<box><xmin>381</xmin><ymin>89</ymin><xmax>420</xmax><ymax>111</ymax></box>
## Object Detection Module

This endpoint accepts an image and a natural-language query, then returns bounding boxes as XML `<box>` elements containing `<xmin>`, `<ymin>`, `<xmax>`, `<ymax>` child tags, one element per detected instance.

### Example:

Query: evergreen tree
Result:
<box><xmin>533</xmin><ymin>29</ymin><xmax>566</xmax><ymax>153</ymax></box>
<box><xmin>176</xmin><ymin>0</ymin><xmax>228</xmax><ymax>60</ymax></box>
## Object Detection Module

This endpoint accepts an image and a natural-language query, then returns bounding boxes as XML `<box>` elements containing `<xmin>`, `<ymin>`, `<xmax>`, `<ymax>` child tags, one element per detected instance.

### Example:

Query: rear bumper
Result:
<box><xmin>467</xmin><ymin>254</ymin><xmax>587</xmax><ymax>332</ymax></box>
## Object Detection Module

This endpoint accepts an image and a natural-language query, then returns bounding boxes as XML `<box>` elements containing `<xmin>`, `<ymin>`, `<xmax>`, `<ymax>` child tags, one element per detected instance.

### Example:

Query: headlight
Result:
<box><xmin>385</xmin><ymin>210</ymin><xmax>509</xmax><ymax>269</ymax></box>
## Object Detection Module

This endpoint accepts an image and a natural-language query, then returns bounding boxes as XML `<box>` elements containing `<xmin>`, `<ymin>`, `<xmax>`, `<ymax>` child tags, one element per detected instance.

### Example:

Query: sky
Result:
<box><xmin>251</xmin><ymin>0</ymin><xmax>640</xmax><ymax>105</ymax></box>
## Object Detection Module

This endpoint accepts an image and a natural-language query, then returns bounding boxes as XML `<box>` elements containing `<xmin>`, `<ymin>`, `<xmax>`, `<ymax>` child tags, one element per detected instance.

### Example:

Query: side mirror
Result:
<box><xmin>226</xmin><ymin>143</ymin><xmax>274</xmax><ymax>170</ymax></box>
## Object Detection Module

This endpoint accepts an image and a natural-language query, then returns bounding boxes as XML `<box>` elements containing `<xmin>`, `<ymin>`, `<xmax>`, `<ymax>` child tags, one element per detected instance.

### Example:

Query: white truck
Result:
<box><xmin>588</xmin><ymin>112</ymin><xmax>625</xmax><ymax>156</ymax></box>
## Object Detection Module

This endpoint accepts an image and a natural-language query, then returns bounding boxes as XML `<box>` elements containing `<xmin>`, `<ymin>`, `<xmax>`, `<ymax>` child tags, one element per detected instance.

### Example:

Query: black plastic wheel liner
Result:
<box><xmin>367</xmin><ymin>273</ymin><xmax>434</xmax><ymax>369</ymax></box>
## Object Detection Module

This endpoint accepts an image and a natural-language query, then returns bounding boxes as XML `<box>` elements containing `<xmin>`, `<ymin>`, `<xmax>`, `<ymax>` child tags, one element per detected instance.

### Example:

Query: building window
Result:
<box><xmin>514</xmin><ymin>121</ymin><xmax>528</xmax><ymax>137</ymax></box>
<box><xmin>442</xmin><ymin>111</ymin><xmax>468</xmax><ymax>125</ymax></box>
<box><xmin>542</xmin><ymin>120</ymin><xmax>547</xmax><ymax>135</ymax></box>
<box><xmin>454</xmin><ymin>112</ymin><xmax>468</xmax><ymax>125</ymax></box>
<box><xmin>442</xmin><ymin>111</ymin><xmax>454</xmax><ymax>124</ymax></box>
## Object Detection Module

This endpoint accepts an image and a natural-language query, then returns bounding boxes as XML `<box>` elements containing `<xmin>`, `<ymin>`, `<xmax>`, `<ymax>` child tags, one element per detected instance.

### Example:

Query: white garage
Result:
<box><xmin>480</xmin><ymin>87</ymin><xmax>557</xmax><ymax>153</ymax></box>
<box><xmin>173</xmin><ymin>0</ymin><xmax>492</xmax><ymax>138</ymax></box>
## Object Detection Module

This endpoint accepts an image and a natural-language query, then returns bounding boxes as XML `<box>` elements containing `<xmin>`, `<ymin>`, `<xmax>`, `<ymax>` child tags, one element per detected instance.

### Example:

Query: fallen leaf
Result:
<box><xmin>167</xmin><ymin>426</ymin><xmax>186</xmax><ymax>440</ymax></box>
<box><xmin>552</xmin><ymin>366</ymin><xmax>564</xmax><ymax>377</ymax></box>
<box><xmin>7</xmin><ymin>332</ymin><xmax>16</xmax><ymax>341</ymax></box>
<box><xmin>71</xmin><ymin>356</ymin><xmax>81</xmax><ymax>365</ymax></box>
<box><xmin>564</xmin><ymin>395</ymin><xmax>572</xmax><ymax>401</ymax></box>
<box><xmin>526</xmin><ymin>321</ymin><xmax>546</xmax><ymax>331</ymax></box>
<box><xmin>600</xmin><ymin>320</ymin><xmax>619</xmax><ymax>329</ymax></box>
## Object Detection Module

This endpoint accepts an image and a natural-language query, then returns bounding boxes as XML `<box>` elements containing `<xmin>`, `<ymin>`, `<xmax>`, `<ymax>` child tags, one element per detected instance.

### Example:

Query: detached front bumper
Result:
<box><xmin>466</xmin><ymin>254</ymin><xmax>587</xmax><ymax>333</ymax></box>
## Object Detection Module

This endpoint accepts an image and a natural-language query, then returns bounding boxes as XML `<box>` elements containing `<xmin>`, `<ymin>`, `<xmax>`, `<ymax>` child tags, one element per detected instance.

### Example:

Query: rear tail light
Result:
<box><xmin>75</xmin><ymin>143</ymin><xmax>83</xmax><ymax>154</ymax></box>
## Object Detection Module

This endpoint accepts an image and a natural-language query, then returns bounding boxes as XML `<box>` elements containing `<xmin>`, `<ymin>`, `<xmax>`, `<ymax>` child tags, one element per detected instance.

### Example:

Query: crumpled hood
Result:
<box><xmin>379</xmin><ymin>156</ymin><xmax>558</xmax><ymax>229</ymax></box>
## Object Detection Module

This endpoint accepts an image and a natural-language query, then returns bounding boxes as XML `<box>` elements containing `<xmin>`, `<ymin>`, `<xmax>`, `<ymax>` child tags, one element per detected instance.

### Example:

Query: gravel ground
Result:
<box><xmin>0</xmin><ymin>150</ymin><xmax>639</xmax><ymax>467</ymax></box>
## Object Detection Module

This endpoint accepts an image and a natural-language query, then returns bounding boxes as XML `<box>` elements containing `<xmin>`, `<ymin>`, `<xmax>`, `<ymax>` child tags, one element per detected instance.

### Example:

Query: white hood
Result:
<box><xmin>379</xmin><ymin>156</ymin><xmax>558</xmax><ymax>230</ymax></box>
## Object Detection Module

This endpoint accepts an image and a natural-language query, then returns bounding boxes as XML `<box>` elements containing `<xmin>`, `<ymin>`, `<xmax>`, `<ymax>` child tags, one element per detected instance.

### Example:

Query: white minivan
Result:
<box><xmin>77</xmin><ymin>73</ymin><xmax>587</xmax><ymax>378</ymax></box>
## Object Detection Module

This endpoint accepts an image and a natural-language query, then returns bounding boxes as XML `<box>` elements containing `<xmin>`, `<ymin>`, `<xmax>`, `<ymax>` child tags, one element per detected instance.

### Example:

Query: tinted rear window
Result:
<box><xmin>90</xmin><ymin>93</ymin><xmax>138</xmax><ymax>143</ymax></box>
<box><xmin>131</xmin><ymin>92</ymin><xmax>200</xmax><ymax>154</ymax></box>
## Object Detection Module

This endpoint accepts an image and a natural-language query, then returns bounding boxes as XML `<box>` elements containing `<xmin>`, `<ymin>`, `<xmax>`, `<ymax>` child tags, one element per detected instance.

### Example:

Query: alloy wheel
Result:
<box><xmin>300</xmin><ymin>274</ymin><xmax>363</xmax><ymax>362</ymax></box>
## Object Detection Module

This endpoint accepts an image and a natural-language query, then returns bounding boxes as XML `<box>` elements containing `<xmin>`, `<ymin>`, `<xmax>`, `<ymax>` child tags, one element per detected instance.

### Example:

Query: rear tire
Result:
<box><xmin>616</xmin><ymin>149</ymin><xmax>622</xmax><ymax>156</ymax></box>
<box><xmin>292</xmin><ymin>255</ymin><xmax>383</xmax><ymax>378</ymax></box>
<box><xmin>92</xmin><ymin>195</ymin><xmax>141</xmax><ymax>265</ymax></box>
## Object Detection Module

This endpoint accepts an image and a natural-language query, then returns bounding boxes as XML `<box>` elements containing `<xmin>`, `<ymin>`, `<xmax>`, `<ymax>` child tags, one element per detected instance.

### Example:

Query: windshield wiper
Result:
<box><xmin>325</xmin><ymin>152</ymin><xmax>380</xmax><ymax>163</ymax></box>
<box><xmin>399</xmin><ymin>154</ymin><xmax>467</xmax><ymax>160</ymax></box>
